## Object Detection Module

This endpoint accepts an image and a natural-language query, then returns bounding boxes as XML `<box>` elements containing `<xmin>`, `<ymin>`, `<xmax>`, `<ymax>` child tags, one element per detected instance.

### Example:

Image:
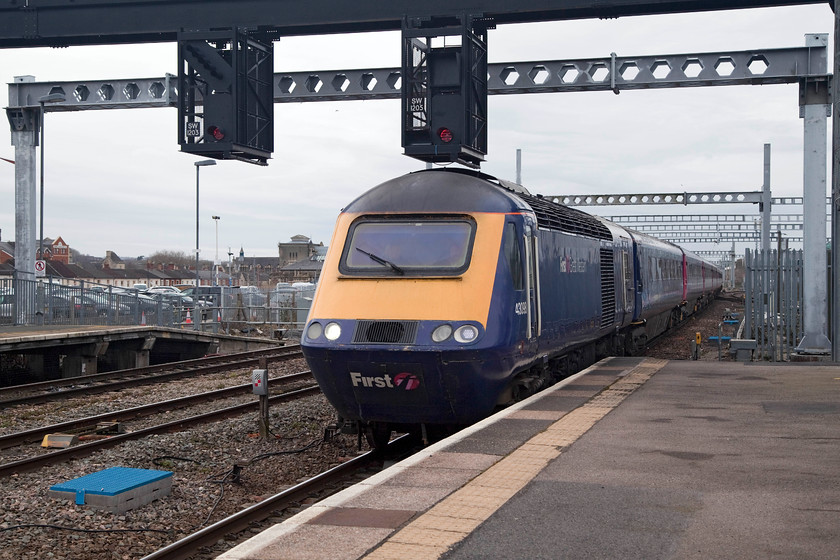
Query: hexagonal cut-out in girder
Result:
<box><xmin>500</xmin><ymin>66</ymin><xmax>520</xmax><ymax>86</ymax></box>
<box><xmin>528</xmin><ymin>65</ymin><xmax>550</xmax><ymax>85</ymax></box>
<box><xmin>123</xmin><ymin>82</ymin><xmax>140</xmax><ymax>100</ymax></box>
<box><xmin>559</xmin><ymin>65</ymin><xmax>580</xmax><ymax>84</ymax></box>
<box><xmin>590</xmin><ymin>63</ymin><xmax>609</xmax><ymax>83</ymax></box>
<box><xmin>361</xmin><ymin>73</ymin><xmax>377</xmax><ymax>91</ymax></box>
<box><xmin>619</xmin><ymin>62</ymin><xmax>640</xmax><ymax>81</ymax></box>
<box><xmin>149</xmin><ymin>82</ymin><xmax>165</xmax><ymax>99</ymax></box>
<box><xmin>98</xmin><ymin>84</ymin><xmax>115</xmax><ymax>101</ymax></box>
<box><xmin>714</xmin><ymin>57</ymin><xmax>736</xmax><ymax>77</ymax></box>
<box><xmin>682</xmin><ymin>59</ymin><xmax>704</xmax><ymax>78</ymax></box>
<box><xmin>305</xmin><ymin>75</ymin><xmax>323</xmax><ymax>93</ymax></box>
<box><xmin>278</xmin><ymin>76</ymin><xmax>296</xmax><ymax>94</ymax></box>
<box><xmin>651</xmin><ymin>60</ymin><xmax>671</xmax><ymax>79</ymax></box>
<box><xmin>386</xmin><ymin>72</ymin><xmax>401</xmax><ymax>91</ymax></box>
<box><xmin>332</xmin><ymin>74</ymin><xmax>349</xmax><ymax>92</ymax></box>
<box><xmin>747</xmin><ymin>55</ymin><xmax>769</xmax><ymax>75</ymax></box>
<box><xmin>74</xmin><ymin>85</ymin><xmax>90</xmax><ymax>102</ymax></box>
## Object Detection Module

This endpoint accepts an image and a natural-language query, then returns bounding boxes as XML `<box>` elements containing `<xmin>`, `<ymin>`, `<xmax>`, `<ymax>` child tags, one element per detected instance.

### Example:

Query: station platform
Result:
<box><xmin>218</xmin><ymin>357</ymin><xmax>840</xmax><ymax>560</ymax></box>
<box><xmin>0</xmin><ymin>325</ymin><xmax>277</xmax><ymax>383</ymax></box>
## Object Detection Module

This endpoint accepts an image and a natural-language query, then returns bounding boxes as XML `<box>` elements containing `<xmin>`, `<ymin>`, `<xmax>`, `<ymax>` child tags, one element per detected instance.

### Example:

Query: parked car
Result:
<box><xmin>83</xmin><ymin>293</ymin><xmax>131</xmax><ymax>317</ymax></box>
<box><xmin>110</xmin><ymin>287</ymin><xmax>174</xmax><ymax>317</ymax></box>
<box><xmin>180</xmin><ymin>286</ymin><xmax>218</xmax><ymax>307</ymax></box>
<box><xmin>145</xmin><ymin>286</ymin><xmax>195</xmax><ymax>307</ymax></box>
<box><xmin>146</xmin><ymin>286</ymin><xmax>182</xmax><ymax>295</ymax></box>
<box><xmin>47</xmin><ymin>293</ymin><xmax>98</xmax><ymax>320</ymax></box>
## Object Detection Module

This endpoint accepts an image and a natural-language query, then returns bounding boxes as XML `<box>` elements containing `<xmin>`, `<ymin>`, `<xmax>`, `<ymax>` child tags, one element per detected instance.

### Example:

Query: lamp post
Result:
<box><xmin>228</xmin><ymin>248</ymin><xmax>234</xmax><ymax>287</ymax></box>
<box><xmin>38</xmin><ymin>92</ymin><xmax>65</xmax><ymax>266</ymax></box>
<box><xmin>194</xmin><ymin>159</ymin><xmax>216</xmax><ymax>329</ymax></box>
<box><xmin>212</xmin><ymin>215</ymin><xmax>220</xmax><ymax>286</ymax></box>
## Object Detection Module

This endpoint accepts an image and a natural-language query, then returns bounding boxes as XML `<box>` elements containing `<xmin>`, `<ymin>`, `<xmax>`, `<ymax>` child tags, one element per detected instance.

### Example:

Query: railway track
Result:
<box><xmin>140</xmin><ymin>434</ymin><xmax>419</xmax><ymax>560</ymax></box>
<box><xmin>0</xmin><ymin>345</ymin><xmax>303</xmax><ymax>408</ymax></box>
<box><xmin>0</xmin><ymin>380</ymin><xmax>321</xmax><ymax>477</ymax></box>
<box><xmin>0</xmin><ymin>370</ymin><xmax>314</xmax><ymax>450</ymax></box>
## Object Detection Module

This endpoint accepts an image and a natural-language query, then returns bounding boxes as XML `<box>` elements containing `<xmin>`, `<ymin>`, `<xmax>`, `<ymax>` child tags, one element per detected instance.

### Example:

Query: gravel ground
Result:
<box><xmin>0</xmin><ymin>356</ymin><xmax>363</xmax><ymax>560</ymax></box>
<box><xmin>643</xmin><ymin>291</ymin><xmax>745</xmax><ymax>361</ymax></box>
<box><xmin>0</xmin><ymin>295</ymin><xmax>745</xmax><ymax>559</ymax></box>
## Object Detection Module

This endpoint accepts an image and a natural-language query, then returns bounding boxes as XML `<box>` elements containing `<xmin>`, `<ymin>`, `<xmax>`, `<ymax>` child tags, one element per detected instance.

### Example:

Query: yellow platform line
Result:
<box><xmin>363</xmin><ymin>358</ymin><xmax>668</xmax><ymax>560</ymax></box>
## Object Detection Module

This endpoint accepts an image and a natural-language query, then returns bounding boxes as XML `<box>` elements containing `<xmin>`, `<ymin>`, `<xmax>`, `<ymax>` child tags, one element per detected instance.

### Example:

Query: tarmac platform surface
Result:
<box><xmin>218</xmin><ymin>357</ymin><xmax>840</xmax><ymax>560</ymax></box>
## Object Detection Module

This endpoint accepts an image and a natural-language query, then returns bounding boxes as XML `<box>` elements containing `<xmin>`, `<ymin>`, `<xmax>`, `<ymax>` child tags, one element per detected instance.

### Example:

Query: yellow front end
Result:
<box><xmin>309</xmin><ymin>211</ymin><xmax>505</xmax><ymax>326</ymax></box>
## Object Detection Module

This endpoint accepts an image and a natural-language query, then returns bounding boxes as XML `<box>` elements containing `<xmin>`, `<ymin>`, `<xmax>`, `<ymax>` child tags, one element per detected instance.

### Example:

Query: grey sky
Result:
<box><xmin>0</xmin><ymin>4</ymin><xmax>833</xmax><ymax>261</ymax></box>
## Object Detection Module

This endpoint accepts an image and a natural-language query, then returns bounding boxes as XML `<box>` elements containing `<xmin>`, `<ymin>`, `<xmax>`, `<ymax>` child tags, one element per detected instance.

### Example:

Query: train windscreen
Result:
<box><xmin>341</xmin><ymin>217</ymin><xmax>475</xmax><ymax>276</ymax></box>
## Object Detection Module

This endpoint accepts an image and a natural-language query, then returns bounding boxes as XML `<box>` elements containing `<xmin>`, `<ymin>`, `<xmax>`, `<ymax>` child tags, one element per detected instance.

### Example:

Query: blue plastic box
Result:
<box><xmin>49</xmin><ymin>467</ymin><xmax>173</xmax><ymax>514</ymax></box>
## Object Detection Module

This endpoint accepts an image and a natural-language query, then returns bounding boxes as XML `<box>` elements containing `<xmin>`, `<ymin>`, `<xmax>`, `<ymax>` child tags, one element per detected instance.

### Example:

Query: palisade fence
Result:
<box><xmin>0</xmin><ymin>274</ymin><xmax>314</xmax><ymax>335</ymax></box>
<box><xmin>743</xmin><ymin>248</ymin><xmax>804</xmax><ymax>361</ymax></box>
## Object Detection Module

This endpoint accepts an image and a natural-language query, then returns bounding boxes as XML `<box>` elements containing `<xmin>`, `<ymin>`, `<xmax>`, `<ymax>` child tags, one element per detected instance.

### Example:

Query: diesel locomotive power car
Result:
<box><xmin>301</xmin><ymin>169</ymin><xmax>722</xmax><ymax>445</ymax></box>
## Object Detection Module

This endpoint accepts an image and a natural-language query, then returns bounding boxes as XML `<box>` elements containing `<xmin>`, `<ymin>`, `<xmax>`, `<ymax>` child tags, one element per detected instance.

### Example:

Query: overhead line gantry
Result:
<box><xmin>1</xmin><ymin>0</ymin><xmax>837</xmax><ymax>356</ymax></box>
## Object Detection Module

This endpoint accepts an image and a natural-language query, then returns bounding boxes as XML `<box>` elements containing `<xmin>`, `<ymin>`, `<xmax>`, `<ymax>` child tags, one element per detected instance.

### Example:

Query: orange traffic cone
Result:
<box><xmin>140</xmin><ymin>311</ymin><xmax>146</xmax><ymax>326</ymax></box>
<box><xmin>185</xmin><ymin>309</ymin><xmax>192</xmax><ymax>324</ymax></box>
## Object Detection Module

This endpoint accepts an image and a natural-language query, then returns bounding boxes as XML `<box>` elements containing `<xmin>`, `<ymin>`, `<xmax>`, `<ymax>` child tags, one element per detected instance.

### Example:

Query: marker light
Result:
<box><xmin>306</xmin><ymin>321</ymin><xmax>323</xmax><ymax>340</ymax></box>
<box><xmin>438</xmin><ymin>128</ymin><xmax>453</xmax><ymax>143</ymax></box>
<box><xmin>207</xmin><ymin>126</ymin><xmax>225</xmax><ymax>141</ymax></box>
<box><xmin>454</xmin><ymin>324</ymin><xmax>479</xmax><ymax>343</ymax></box>
<box><xmin>431</xmin><ymin>324</ymin><xmax>453</xmax><ymax>343</ymax></box>
<box><xmin>324</xmin><ymin>322</ymin><xmax>342</xmax><ymax>341</ymax></box>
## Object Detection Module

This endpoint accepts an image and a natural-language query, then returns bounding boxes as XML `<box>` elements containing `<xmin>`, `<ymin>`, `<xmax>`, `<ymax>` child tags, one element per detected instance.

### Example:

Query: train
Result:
<box><xmin>301</xmin><ymin>169</ymin><xmax>723</xmax><ymax>446</ymax></box>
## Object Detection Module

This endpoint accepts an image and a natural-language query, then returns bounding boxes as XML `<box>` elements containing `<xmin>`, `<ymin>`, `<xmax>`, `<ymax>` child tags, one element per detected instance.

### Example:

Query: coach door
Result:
<box><xmin>523</xmin><ymin>224</ymin><xmax>541</xmax><ymax>340</ymax></box>
<box><xmin>621</xmin><ymin>247</ymin><xmax>633</xmax><ymax>323</ymax></box>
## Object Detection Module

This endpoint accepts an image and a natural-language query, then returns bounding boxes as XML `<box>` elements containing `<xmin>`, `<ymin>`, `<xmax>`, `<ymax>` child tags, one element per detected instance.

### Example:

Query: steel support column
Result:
<box><xmin>796</xmin><ymin>60</ymin><xmax>832</xmax><ymax>353</ymax></box>
<box><xmin>8</xmin><ymin>117</ymin><xmax>37</xmax><ymax>282</ymax></box>
<box><xmin>760</xmin><ymin>144</ymin><xmax>772</xmax><ymax>318</ymax></box>
<box><xmin>9</xmin><ymin>124</ymin><xmax>37</xmax><ymax>326</ymax></box>
<box><xmin>833</xmin><ymin>2</ymin><xmax>840</xmax><ymax>360</ymax></box>
<box><xmin>761</xmin><ymin>144</ymin><xmax>772</xmax><ymax>254</ymax></box>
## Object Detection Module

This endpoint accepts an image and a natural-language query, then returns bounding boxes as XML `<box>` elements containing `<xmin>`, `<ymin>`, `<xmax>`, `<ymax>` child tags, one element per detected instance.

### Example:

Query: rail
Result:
<box><xmin>140</xmin><ymin>434</ymin><xmax>417</xmax><ymax>560</ymax></box>
<box><xmin>0</xmin><ymin>370</ymin><xmax>313</xmax><ymax>449</ymax></box>
<box><xmin>0</xmin><ymin>385</ymin><xmax>322</xmax><ymax>477</ymax></box>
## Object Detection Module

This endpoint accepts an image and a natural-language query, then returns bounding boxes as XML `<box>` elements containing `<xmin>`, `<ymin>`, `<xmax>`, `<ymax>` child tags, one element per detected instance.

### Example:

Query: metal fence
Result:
<box><xmin>194</xmin><ymin>285</ymin><xmax>315</xmax><ymax>334</ymax></box>
<box><xmin>743</xmin><ymin>248</ymin><xmax>804</xmax><ymax>361</ymax></box>
<box><xmin>0</xmin><ymin>275</ymin><xmax>314</xmax><ymax>334</ymax></box>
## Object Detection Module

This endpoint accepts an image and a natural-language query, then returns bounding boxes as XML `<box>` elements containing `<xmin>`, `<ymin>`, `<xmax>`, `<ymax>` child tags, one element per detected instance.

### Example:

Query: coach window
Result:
<box><xmin>503</xmin><ymin>222</ymin><xmax>525</xmax><ymax>291</ymax></box>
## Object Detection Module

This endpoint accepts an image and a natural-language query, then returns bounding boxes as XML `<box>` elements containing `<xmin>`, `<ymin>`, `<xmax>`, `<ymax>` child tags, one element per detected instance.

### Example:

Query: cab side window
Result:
<box><xmin>504</xmin><ymin>222</ymin><xmax>524</xmax><ymax>291</ymax></box>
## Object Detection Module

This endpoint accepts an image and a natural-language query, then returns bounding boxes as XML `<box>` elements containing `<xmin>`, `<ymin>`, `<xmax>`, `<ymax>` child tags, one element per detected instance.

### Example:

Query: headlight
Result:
<box><xmin>454</xmin><ymin>324</ymin><xmax>479</xmax><ymax>343</ymax></box>
<box><xmin>306</xmin><ymin>321</ymin><xmax>323</xmax><ymax>340</ymax></box>
<box><xmin>324</xmin><ymin>322</ymin><xmax>342</xmax><ymax>341</ymax></box>
<box><xmin>431</xmin><ymin>324</ymin><xmax>453</xmax><ymax>342</ymax></box>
